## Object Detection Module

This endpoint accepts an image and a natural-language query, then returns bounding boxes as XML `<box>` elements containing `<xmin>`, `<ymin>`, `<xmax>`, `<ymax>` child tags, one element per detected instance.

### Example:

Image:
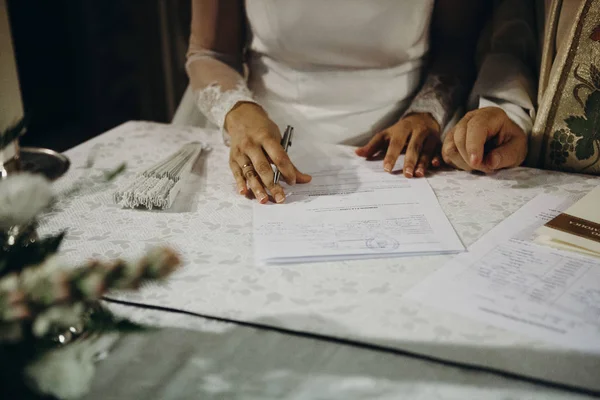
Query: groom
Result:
<box><xmin>442</xmin><ymin>0</ymin><xmax>600</xmax><ymax>176</ymax></box>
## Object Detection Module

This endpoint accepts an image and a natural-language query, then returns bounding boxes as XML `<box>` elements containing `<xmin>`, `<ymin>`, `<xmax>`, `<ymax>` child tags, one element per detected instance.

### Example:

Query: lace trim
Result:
<box><xmin>403</xmin><ymin>74</ymin><xmax>466</xmax><ymax>130</ymax></box>
<box><xmin>193</xmin><ymin>82</ymin><xmax>257</xmax><ymax>130</ymax></box>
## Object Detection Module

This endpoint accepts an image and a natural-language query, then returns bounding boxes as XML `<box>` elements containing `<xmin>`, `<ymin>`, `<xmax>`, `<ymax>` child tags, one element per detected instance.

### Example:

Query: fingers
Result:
<box><xmin>231</xmin><ymin>147</ymin><xmax>270</xmax><ymax>204</ymax></box>
<box><xmin>451</xmin><ymin>107</ymin><xmax>521</xmax><ymax>172</ymax></box>
<box><xmin>450</xmin><ymin>116</ymin><xmax>472</xmax><ymax>169</ymax></box>
<box><xmin>226</xmin><ymin>106</ymin><xmax>309</xmax><ymax>203</ymax></box>
<box><xmin>242</xmin><ymin>138</ymin><xmax>275</xmax><ymax>187</ymax></box>
<box><xmin>229</xmin><ymin>159</ymin><xmax>248</xmax><ymax>195</ymax></box>
<box><xmin>236</xmin><ymin>156</ymin><xmax>269</xmax><ymax>204</ymax></box>
<box><xmin>415</xmin><ymin>136</ymin><xmax>439</xmax><ymax>177</ymax></box>
<box><xmin>402</xmin><ymin>129</ymin><xmax>431</xmax><ymax>178</ymax></box>
<box><xmin>231</xmin><ymin>129</ymin><xmax>312</xmax><ymax>203</ymax></box>
<box><xmin>444</xmin><ymin>107</ymin><xmax>528</xmax><ymax>173</ymax></box>
<box><xmin>295</xmin><ymin>166</ymin><xmax>312</xmax><ymax>184</ymax></box>
<box><xmin>245</xmin><ymin>146</ymin><xmax>287</xmax><ymax>204</ymax></box>
<box><xmin>246</xmin><ymin>172</ymin><xmax>270</xmax><ymax>204</ymax></box>
<box><xmin>483</xmin><ymin>130</ymin><xmax>528</xmax><ymax>170</ymax></box>
<box><xmin>448</xmin><ymin>112</ymin><xmax>492</xmax><ymax>172</ymax></box>
<box><xmin>262</xmin><ymin>137</ymin><xmax>297</xmax><ymax>185</ymax></box>
<box><xmin>362</xmin><ymin>116</ymin><xmax>442</xmax><ymax>177</ymax></box>
<box><xmin>431</xmin><ymin>141</ymin><xmax>443</xmax><ymax>168</ymax></box>
<box><xmin>444</xmin><ymin>112</ymin><xmax>493</xmax><ymax>173</ymax></box>
<box><xmin>356</xmin><ymin>132</ymin><xmax>386</xmax><ymax>158</ymax></box>
<box><xmin>464</xmin><ymin>117</ymin><xmax>490</xmax><ymax>168</ymax></box>
<box><xmin>383</xmin><ymin>129</ymin><xmax>410</xmax><ymax>172</ymax></box>
<box><xmin>463</xmin><ymin>109</ymin><xmax>509</xmax><ymax>169</ymax></box>
<box><xmin>442</xmin><ymin>128</ymin><xmax>472</xmax><ymax>171</ymax></box>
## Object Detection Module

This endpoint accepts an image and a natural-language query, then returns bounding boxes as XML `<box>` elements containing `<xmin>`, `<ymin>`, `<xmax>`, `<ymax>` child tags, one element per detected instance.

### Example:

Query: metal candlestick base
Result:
<box><xmin>1</xmin><ymin>146</ymin><xmax>70</xmax><ymax>181</ymax></box>
<box><xmin>19</xmin><ymin>147</ymin><xmax>70</xmax><ymax>181</ymax></box>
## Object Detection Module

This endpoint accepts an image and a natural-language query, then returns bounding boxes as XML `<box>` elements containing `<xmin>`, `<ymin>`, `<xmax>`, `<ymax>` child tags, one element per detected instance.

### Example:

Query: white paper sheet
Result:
<box><xmin>254</xmin><ymin>144</ymin><xmax>464</xmax><ymax>264</ymax></box>
<box><xmin>405</xmin><ymin>194</ymin><xmax>600</xmax><ymax>353</ymax></box>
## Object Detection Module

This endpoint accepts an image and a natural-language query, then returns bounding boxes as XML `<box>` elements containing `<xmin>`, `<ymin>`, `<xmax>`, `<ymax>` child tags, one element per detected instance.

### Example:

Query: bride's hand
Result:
<box><xmin>355</xmin><ymin>113</ymin><xmax>442</xmax><ymax>178</ymax></box>
<box><xmin>224</xmin><ymin>102</ymin><xmax>312</xmax><ymax>204</ymax></box>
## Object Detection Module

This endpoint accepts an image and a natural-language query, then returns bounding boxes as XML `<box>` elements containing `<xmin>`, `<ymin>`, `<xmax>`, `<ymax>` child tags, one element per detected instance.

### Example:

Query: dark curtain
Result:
<box><xmin>8</xmin><ymin>0</ymin><xmax>191</xmax><ymax>151</ymax></box>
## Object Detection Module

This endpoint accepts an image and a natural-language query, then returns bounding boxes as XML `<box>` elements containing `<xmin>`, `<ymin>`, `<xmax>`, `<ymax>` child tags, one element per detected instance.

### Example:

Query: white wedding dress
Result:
<box><xmin>183</xmin><ymin>0</ymin><xmax>445</xmax><ymax>146</ymax></box>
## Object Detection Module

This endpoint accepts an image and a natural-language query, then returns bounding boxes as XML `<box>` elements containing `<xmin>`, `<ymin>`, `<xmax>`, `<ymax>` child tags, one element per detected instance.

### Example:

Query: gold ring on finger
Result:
<box><xmin>243</xmin><ymin>169</ymin><xmax>257</xmax><ymax>179</ymax></box>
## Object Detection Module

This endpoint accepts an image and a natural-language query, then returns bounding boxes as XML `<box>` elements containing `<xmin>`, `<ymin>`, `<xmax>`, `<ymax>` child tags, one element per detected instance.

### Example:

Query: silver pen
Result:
<box><xmin>274</xmin><ymin>125</ymin><xmax>294</xmax><ymax>185</ymax></box>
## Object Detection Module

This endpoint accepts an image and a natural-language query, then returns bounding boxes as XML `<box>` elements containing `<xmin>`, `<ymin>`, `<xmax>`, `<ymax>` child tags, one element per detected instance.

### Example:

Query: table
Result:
<box><xmin>41</xmin><ymin>121</ymin><xmax>600</xmax><ymax>398</ymax></box>
<box><xmin>87</xmin><ymin>306</ymin><xmax>597</xmax><ymax>400</ymax></box>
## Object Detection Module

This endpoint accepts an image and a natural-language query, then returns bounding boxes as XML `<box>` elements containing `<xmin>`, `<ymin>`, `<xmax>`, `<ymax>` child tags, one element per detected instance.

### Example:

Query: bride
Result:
<box><xmin>185</xmin><ymin>0</ymin><xmax>487</xmax><ymax>203</ymax></box>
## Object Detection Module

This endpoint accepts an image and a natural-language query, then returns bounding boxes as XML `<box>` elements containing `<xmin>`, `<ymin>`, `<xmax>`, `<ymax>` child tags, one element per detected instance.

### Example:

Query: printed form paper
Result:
<box><xmin>253</xmin><ymin>144</ymin><xmax>464</xmax><ymax>264</ymax></box>
<box><xmin>405</xmin><ymin>194</ymin><xmax>600</xmax><ymax>353</ymax></box>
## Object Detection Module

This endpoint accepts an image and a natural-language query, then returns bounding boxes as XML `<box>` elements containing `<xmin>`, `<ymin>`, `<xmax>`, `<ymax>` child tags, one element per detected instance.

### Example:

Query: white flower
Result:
<box><xmin>0</xmin><ymin>172</ymin><xmax>53</xmax><ymax>229</ymax></box>
<box><xmin>26</xmin><ymin>340</ymin><xmax>95</xmax><ymax>399</ymax></box>
<box><xmin>18</xmin><ymin>255</ymin><xmax>69</xmax><ymax>305</ymax></box>
<box><xmin>25</xmin><ymin>333</ymin><xmax>119</xmax><ymax>400</ymax></box>
<box><xmin>0</xmin><ymin>272</ymin><xmax>19</xmax><ymax>292</ymax></box>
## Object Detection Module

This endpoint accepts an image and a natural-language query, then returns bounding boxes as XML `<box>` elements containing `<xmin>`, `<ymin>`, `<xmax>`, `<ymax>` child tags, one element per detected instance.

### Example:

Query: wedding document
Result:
<box><xmin>253</xmin><ymin>144</ymin><xmax>464</xmax><ymax>264</ymax></box>
<box><xmin>405</xmin><ymin>194</ymin><xmax>600</xmax><ymax>353</ymax></box>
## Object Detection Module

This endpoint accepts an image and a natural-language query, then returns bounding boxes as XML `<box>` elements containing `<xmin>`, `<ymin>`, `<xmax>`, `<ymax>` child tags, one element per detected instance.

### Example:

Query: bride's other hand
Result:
<box><xmin>224</xmin><ymin>102</ymin><xmax>312</xmax><ymax>204</ymax></box>
<box><xmin>355</xmin><ymin>113</ymin><xmax>442</xmax><ymax>178</ymax></box>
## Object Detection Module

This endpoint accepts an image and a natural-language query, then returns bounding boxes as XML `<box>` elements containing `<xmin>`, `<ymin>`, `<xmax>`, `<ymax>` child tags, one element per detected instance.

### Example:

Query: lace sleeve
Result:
<box><xmin>186</xmin><ymin>0</ymin><xmax>258</xmax><ymax>140</ymax></box>
<box><xmin>403</xmin><ymin>73</ymin><xmax>466</xmax><ymax>130</ymax></box>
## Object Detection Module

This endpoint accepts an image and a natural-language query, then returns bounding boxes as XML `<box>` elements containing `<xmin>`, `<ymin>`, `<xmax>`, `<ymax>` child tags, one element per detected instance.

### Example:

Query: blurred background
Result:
<box><xmin>2</xmin><ymin>0</ymin><xmax>191</xmax><ymax>151</ymax></box>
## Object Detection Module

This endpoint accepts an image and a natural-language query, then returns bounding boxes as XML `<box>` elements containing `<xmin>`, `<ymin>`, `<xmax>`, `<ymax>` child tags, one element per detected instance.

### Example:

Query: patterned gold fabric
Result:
<box><xmin>530</xmin><ymin>0</ymin><xmax>600</xmax><ymax>174</ymax></box>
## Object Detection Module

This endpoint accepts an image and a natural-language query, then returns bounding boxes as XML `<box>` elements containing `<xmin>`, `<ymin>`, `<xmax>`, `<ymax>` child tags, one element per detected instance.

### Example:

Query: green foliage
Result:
<box><xmin>103</xmin><ymin>163</ymin><xmax>127</xmax><ymax>182</ymax></box>
<box><xmin>565</xmin><ymin>91</ymin><xmax>600</xmax><ymax>161</ymax></box>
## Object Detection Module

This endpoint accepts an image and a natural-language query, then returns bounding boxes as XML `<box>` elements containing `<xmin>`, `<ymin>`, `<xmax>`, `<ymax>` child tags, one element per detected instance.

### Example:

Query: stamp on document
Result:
<box><xmin>366</xmin><ymin>233</ymin><xmax>400</xmax><ymax>251</ymax></box>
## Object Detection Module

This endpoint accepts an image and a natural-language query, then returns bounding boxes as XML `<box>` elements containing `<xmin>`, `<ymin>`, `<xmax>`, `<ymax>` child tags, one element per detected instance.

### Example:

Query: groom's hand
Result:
<box><xmin>442</xmin><ymin>107</ymin><xmax>527</xmax><ymax>173</ymax></box>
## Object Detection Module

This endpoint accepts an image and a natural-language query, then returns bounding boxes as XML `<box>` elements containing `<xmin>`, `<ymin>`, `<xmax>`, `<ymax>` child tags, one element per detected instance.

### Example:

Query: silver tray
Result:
<box><xmin>19</xmin><ymin>147</ymin><xmax>70</xmax><ymax>181</ymax></box>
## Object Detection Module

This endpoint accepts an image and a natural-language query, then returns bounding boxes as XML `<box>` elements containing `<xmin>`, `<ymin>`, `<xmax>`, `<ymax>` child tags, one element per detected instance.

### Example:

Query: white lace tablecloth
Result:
<box><xmin>41</xmin><ymin>121</ymin><xmax>600</xmax><ymax>393</ymax></box>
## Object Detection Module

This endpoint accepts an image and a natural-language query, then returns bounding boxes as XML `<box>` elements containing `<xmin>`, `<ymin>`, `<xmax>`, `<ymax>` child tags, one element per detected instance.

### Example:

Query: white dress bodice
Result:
<box><xmin>244</xmin><ymin>0</ymin><xmax>435</xmax><ymax>145</ymax></box>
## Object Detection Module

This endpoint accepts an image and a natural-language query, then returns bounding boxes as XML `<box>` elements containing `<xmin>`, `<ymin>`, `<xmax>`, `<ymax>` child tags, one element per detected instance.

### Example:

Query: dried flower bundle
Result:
<box><xmin>0</xmin><ymin>148</ymin><xmax>182</xmax><ymax>399</ymax></box>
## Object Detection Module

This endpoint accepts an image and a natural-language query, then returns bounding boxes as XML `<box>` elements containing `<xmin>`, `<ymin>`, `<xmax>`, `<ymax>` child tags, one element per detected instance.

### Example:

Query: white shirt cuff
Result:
<box><xmin>478</xmin><ymin>97</ymin><xmax>534</xmax><ymax>135</ymax></box>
